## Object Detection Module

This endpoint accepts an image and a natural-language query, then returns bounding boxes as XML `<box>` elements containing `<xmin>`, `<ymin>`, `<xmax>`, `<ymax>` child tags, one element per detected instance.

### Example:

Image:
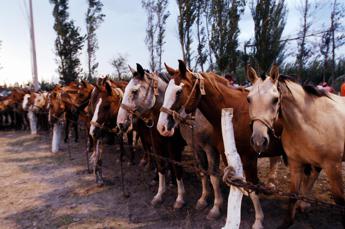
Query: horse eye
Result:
<box><xmin>176</xmin><ymin>90</ymin><xmax>182</xmax><ymax>96</ymax></box>
<box><xmin>247</xmin><ymin>97</ymin><xmax>251</xmax><ymax>103</ymax></box>
<box><xmin>132</xmin><ymin>89</ymin><xmax>138</xmax><ymax>95</ymax></box>
<box><xmin>272</xmin><ymin>97</ymin><xmax>279</xmax><ymax>104</ymax></box>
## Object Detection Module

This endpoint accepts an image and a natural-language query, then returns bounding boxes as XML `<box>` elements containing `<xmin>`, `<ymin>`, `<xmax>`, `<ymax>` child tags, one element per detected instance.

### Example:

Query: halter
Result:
<box><xmin>120</xmin><ymin>72</ymin><xmax>159</xmax><ymax>128</ymax></box>
<box><xmin>160</xmin><ymin>72</ymin><xmax>206</xmax><ymax>125</ymax></box>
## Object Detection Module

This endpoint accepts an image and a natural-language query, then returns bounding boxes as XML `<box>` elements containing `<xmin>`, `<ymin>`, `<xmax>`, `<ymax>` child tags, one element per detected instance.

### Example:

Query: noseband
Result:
<box><xmin>160</xmin><ymin>72</ymin><xmax>206</xmax><ymax>125</ymax></box>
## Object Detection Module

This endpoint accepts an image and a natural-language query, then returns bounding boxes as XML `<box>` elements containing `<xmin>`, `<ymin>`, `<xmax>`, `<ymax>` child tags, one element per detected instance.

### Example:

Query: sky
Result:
<box><xmin>0</xmin><ymin>0</ymin><xmax>343</xmax><ymax>85</ymax></box>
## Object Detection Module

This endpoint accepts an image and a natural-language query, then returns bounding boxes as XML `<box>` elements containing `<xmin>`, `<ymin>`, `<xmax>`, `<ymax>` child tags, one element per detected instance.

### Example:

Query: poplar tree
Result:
<box><xmin>250</xmin><ymin>0</ymin><xmax>287</xmax><ymax>73</ymax></box>
<box><xmin>50</xmin><ymin>0</ymin><xmax>85</xmax><ymax>84</ymax></box>
<box><xmin>86</xmin><ymin>0</ymin><xmax>105</xmax><ymax>80</ymax></box>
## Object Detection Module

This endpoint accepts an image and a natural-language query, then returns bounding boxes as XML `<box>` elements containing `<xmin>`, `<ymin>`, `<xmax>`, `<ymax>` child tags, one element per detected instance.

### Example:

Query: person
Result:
<box><xmin>341</xmin><ymin>82</ymin><xmax>345</xmax><ymax>96</ymax></box>
<box><xmin>224</xmin><ymin>73</ymin><xmax>239</xmax><ymax>87</ymax></box>
<box><xmin>317</xmin><ymin>82</ymin><xmax>335</xmax><ymax>94</ymax></box>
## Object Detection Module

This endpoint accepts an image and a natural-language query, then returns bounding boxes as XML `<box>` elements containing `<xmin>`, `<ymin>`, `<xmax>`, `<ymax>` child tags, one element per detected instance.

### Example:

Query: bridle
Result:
<box><xmin>160</xmin><ymin>72</ymin><xmax>206</xmax><ymax>126</ymax></box>
<box><xmin>249</xmin><ymin>83</ymin><xmax>282</xmax><ymax>139</ymax></box>
<box><xmin>120</xmin><ymin>72</ymin><xmax>159</xmax><ymax>128</ymax></box>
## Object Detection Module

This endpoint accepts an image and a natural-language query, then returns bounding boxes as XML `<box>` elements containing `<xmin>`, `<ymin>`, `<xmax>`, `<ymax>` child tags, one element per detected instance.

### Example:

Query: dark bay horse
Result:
<box><xmin>158</xmin><ymin>60</ymin><xmax>286</xmax><ymax>228</ymax></box>
<box><xmin>246</xmin><ymin>65</ymin><xmax>345</xmax><ymax>228</ymax></box>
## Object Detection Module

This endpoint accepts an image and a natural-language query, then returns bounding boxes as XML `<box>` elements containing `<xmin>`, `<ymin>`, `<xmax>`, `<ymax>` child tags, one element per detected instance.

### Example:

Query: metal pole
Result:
<box><xmin>29</xmin><ymin>0</ymin><xmax>39</xmax><ymax>91</ymax></box>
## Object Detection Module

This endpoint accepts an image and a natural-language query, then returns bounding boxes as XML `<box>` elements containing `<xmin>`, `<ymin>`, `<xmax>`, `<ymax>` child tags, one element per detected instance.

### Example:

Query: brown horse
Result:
<box><xmin>159</xmin><ymin>60</ymin><xmax>286</xmax><ymax>228</ymax></box>
<box><xmin>246</xmin><ymin>65</ymin><xmax>345</xmax><ymax>228</ymax></box>
<box><xmin>89</xmin><ymin>78</ymin><xmax>128</xmax><ymax>184</ymax></box>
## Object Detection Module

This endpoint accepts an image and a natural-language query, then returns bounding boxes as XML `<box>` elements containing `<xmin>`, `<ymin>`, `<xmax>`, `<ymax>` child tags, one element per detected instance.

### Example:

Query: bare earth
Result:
<box><xmin>0</xmin><ymin>130</ymin><xmax>344</xmax><ymax>229</ymax></box>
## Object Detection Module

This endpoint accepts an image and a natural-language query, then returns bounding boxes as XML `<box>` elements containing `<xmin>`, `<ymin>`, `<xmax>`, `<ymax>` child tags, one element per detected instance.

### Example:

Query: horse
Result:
<box><xmin>158</xmin><ymin>60</ymin><xmax>286</xmax><ymax>229</ymax></box>
<box><xmin>117</xmin><ymin>64</ymin><xmax>189</xmax><ymax>210</ymax></box>
<box><xmin>89</xmin><ymin>77</ymin><xmax>130</xmax><ymax>185</ymax></box>
<box><xmin>23</xmin><ymin>91</ymin><xmax>49</xmax><ymax>132</ymax></box>
<box><xmin>246</xmin><ymin>64</ymin><xmax>345</xmax><ymax>228</ymax></box>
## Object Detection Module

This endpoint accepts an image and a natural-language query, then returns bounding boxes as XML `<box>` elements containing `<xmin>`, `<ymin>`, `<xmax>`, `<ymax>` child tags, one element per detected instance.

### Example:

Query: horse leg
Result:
<box><xmin>296</xmin><ymin>165</ymin><xmax>321</xmax><ymax>212</ymax></box>
<box><xmin>151</xmin><ymin>170</ymin><xmax>166</xmax><ymax>206</ymax></box>
<box><xmin>92</xmin><ymin>140</ymin><xmax>104</xmax><ymax>185</ymax></box>
<box><xmin>195</xmin><ymin>149</ymin><xmax>209</xmax><ymax>210</ymax></box>
<box><xmin>267</xmin><ymin>156</ymin><xmax>281</xmax><ymax>189</ymax></box>
<box><xmin>64</xmin><ymin>119</ymin><xmax>70</xmax><ymax>143</ymax></box>
<box><xmin>73</xmin><ymin>116</ymin><xmax>79</xmax><ymax>143</ymax></box>
<box><xmin>243</xmin><ymin>158</ymin><xmax>264</xmax><ymax>229</ymax></box>
<box><xmin>171</xmin><ymin>148</ymin><xmax>185</xmax><ymax>209</ymax></box>
<box><xmin>127</xmin><ymin>131</ymin><xmax>135</xmax><ymax>165</ymax></box>
<box><xmin>323</xmin><ymin>163</ymin><xmax>345</xmax><ymax>227</ymax></box>
<box><xmin>278</xmin><ymin>160</ymin><xmax>303</xmax><ymax>229</ymax></box>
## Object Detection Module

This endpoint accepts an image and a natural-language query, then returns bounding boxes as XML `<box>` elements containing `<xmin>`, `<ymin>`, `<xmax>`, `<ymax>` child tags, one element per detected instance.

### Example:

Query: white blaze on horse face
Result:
<box><xmin>90</xmin><ymin>98</ymin><xmax>102</xmax><ymax>137</ymax></box>
<box><xmin>117</xmin><ymin>80</ymin><xmax>139</xmax><ymax>125</ymax></box>
<box><xmin>22</xmin><ymin>94</ymin><xmax>31</xmax><ymax>110</ymax></box>
<box><xmin>157</xmin><ymin>80</ymin><xmax>183</xmax><ymax>136</ymax></box>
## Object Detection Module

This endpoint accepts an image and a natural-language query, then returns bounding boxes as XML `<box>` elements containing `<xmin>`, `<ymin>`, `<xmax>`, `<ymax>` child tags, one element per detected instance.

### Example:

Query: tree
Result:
<box><xmin>50</xmin><ymin>0</ymin><xmax>85</xmax><ymax>84</ymax></box>
<box><xmin>250</xmin><ymin>0</ymin><xmax>287</xmax><ymax>74</ymax></box>
<box><xmin>85</xmin><ymin>0</ymin><xmax>105</xmax><ymax>81</ymax></box>
<box><xmin>194</xmin><ymin>0</ymin><xmax>208</xmax><ymax>71</ymax></box>
<box><xmin>142</xmin><ymin>0</ymin><xmax>157</xmax><ymax>71</ymax></box>
<box><xmin>110</xmin><ymin>53</ymin><xmax>128</xmax><ymax>80</ymax></box>
<box><xmin>209</xmin><ymin>0</ymin><xmax>245</xmax><ymax>73</ymax></box>
<box><xmin>295</xmin><ymin>0</ymin><xmax>314</xmax><ymax>82</ymax></box>
<box><xmin>142</xmin><ymin>0</ymin><xmax>170</xmax><ymax>72</ymax></box>
<box><xmin>329</xmin><ymin>0</ymin><xmax>345</xmax><ymax>83</ymax></box>
<box><xmin>177</xmin><ymin>0</ymin><xmax>197</xmax><ymax>67</ymax></box>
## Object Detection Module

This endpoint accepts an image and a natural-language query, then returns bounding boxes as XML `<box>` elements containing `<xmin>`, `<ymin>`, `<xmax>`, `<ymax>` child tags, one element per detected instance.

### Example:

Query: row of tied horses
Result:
<box><xmin>1</xmin><ymin>60</ymin><xmax>344</xmax><ymax>228</ymax></box>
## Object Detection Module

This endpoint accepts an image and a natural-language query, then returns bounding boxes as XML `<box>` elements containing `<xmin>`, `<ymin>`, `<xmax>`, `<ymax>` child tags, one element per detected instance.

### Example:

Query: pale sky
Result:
<box><xmin>0</xmin><ymin>0</ymin><xmax>342</xmax><ymax>85</ymax></box>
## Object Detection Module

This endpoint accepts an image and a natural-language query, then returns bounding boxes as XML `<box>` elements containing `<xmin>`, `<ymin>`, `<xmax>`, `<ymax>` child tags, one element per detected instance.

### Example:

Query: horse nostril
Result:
<box><xmin>118</xmin><ymin>123</ymin><xmax>124</xmax><ymax>131</ymax></box>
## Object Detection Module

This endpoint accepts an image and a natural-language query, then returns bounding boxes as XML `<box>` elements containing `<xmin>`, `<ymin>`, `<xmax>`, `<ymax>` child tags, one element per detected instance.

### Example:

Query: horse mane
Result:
<box><xmin>158</xmin><ymin>72</ymin><xmax>170</xmax><ymax>84</ymax></box>
<box><xmin>277</xmin><ymin>75</ymin><xmax>329</xmax><ymax>98</ymax></box>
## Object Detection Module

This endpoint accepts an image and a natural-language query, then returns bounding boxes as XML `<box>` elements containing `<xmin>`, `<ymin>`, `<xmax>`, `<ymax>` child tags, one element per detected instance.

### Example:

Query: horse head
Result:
<box><xmin>89</xmin><ymin>79</ymin><xmax>123</xmax><ymax>139</ymax></box>
<box><xmin>157</xmin><ymin>60</ymin><xmax>202</xmax><ymax>137</ymax></box>
<box><xmin>117</xmin><ymin>63</ymin><xmax>157</xmax><ymax>132</ymax></box>
<box><xmin>247</xmin><ymin>65</ymin><xmax>281</xmax><ymax>153</ymax></box>
<box><xmin>48</xmin><ymin>86</ymin><xmax>65</xmax><ymax>124</ymax></box>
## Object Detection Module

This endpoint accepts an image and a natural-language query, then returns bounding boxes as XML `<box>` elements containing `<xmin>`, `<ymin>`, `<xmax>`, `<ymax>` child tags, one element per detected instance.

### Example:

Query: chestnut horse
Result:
<box><xmin>89</xmin><ymin>78</ymin><xmax>129</xmax><ymax>184</ymax></box>
<box><xmin>247</xmin><ymin>65</ymin><xmax>345</xmax><ymax>228</ymax></box>
<box><xmin>158</xmin><ymin>60</ymin><xmax>286</xmax><ymax>229</ymax></box>
<box><xmin>117</xmin><ymin>64</ymin><xmax>188</xmax><ymax>209</ymax></box>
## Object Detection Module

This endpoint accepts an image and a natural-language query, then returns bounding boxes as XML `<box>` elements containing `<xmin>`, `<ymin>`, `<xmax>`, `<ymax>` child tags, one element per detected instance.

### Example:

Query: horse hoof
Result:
<box><xmin>173</xmin><ymin>200</ymin><xmax>185</xmax><ymax>209</ymax></box>
<box><xmin>252</xmin><ymin>220</ymin><xmax>264</xmax><ymax>229</ymax></box>
<box><xmin>206</xmin><ymin>207</ymin><xmax>221</xmax><ymax>220</ymax></box>
<box><xmin>296</xmin><ymin>200</ymin><xmax>311</xmax><ymax>213</ymax></box>
<box><xmin>151</xmin><ymin>196</ymin><xmax>163</xmax><ymax>206</ymax></box>
<box><xmin>195</xmin><ymin>200</ymin><xmax>208</xmax><ymax>210</ymax></box>
<box><xmin>139</xmin><ymin>159</ymin><xmax>147</xmax><ymax>167</ymax></box>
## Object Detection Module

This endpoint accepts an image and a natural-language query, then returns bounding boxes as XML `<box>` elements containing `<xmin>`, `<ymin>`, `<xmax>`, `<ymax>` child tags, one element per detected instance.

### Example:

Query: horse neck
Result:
<box><xmin>150</xmin><ymin>77</ymin><xmax>167</xmax><ymax>114</ymax></box>
<box><xmin>197</xmin><ymin>73</ymin><xmax>248</xmax><ymax>129</ymax></box>
<box><xmin>279</xmin><ymin>81</ymin><xmax>309</xmax><ymax>130</ymax></box>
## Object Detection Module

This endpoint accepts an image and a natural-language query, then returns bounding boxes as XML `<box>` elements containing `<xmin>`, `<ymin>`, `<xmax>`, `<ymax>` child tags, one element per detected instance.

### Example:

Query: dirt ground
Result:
<box><xmin>0</xmin><ymin>130</ymin><xmax>344</xmax><ymax>229</ymax></box>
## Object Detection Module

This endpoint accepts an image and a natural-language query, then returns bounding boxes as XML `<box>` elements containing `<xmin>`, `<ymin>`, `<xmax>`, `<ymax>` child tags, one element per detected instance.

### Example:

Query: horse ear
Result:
<box><xmin>105</xmin><ymin>81</ymin><xmax>112</xmax><ymax>96</ymax></box>
<box><xmin>164</xmin><ymin>63</ymin><xmax>177</xmax><ymax>75</ymax></box>
<box><xmin>136</xmin><ymin>63</ymin><xmax>145</xmax><ymax>78</ymax></box>
<box><xmin>270</xmin><ymin>64</ymin><xmax>280</xmax><ymax>82</ymax></box>
<box><xmin>178</xmin><ymin>59</ymin><xmax>187</xmax><ymax>77</ymax></box>
<box><xmin>128</xmin><ymin>65</ymin><xmax>136</xmax><ymax>74</ymax></box>
<box><xmin>247</xmin><ymin>65</ymin><xmax>259</xmax><ymax>84</ymax></box>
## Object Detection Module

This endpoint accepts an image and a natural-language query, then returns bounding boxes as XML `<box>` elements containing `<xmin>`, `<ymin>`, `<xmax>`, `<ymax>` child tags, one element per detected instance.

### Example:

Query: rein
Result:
<box><xmin>90</xmin><ymin>120</ymin><xmax>119</xmax><ymax>133</ymax></box>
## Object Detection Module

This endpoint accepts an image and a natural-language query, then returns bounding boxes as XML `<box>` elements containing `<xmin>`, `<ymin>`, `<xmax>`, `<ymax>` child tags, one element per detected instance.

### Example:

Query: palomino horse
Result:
<box><xmin>89</xmin><ymin>78</ymin><xmax>128</xmax><ymax>184</ymax></box>
<box><xmin>158</xmin><ymin>60</ymin><xmax>286</xmax><ymax>229</ymax></box>
<box><xmin>117</xmin><ymin>64</ymin><xmax>188</xmax><ymax>210</ymax></box>
<box><xmin>23</xmin><ymin>91</ymin><xmax>49</xmax><ymax>132</ymax></box>
<box><xmin>247</xmin><ymin>65</ymin><xmax>345</xmax><ymax>228</ymax></box>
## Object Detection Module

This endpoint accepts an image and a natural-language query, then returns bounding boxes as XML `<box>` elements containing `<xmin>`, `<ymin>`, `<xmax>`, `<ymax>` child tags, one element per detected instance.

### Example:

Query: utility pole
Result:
<box><xmin>29</xmin><ymin>0</ymin><xmax>39</xmax><ymax>91</ymax></box>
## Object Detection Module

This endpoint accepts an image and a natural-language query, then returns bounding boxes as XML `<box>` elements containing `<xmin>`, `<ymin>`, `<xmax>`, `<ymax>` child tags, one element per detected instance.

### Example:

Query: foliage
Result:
<box><xmin>110</xmin><ymin>53</ymin><xmax>128</xmax><ymax>80</ymax></box>
<box><xmin>85</xmin><ymin>0</ymin><xmax>105</xmax><ymax>81</ymax></box>
<box><xmin>142</xmin><ymin>0</ymin><xmax>170</xmax><ymax>71</ymax></box>
<box><xmin>50</xmin><ymin>0</ymin><xmax>85</xmax><ymax>85</ymax></box>
<box><xmin>209</xmin><ymin>0</ymin><xmax>246</xmax><ymax>74</ymax></box>
<box><xmin>250</xmin><ymin>0</ymin><xmax>287</xmax><ymax>74</ymax></box>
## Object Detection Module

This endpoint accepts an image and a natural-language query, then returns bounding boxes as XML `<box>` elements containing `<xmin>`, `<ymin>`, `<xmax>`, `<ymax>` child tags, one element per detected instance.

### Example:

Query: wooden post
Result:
<box><xmin>221</xmin><ymin>108</ymin><xmax>245</xmax><ymax>229</ymax></box>
<box><xmin>52</xmin><ymin>123</ymin><xmax>62</xmax><ymax>153</ymax></box>
<box><xmin>29</xmin><ymin>0</ymin><xmax>39</xmax><ymax>91</ymax></box>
